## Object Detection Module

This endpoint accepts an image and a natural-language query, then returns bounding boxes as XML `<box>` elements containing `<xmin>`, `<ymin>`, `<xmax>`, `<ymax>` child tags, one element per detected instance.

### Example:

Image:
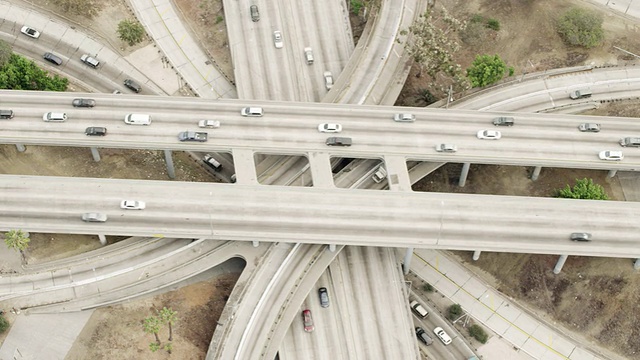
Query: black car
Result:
<box><xmin>326</xmin><ymin>137</ymin><xmax>352</xmax><ymax>147</ymax></box>
<box><xmin>492</xmin><ymin>117</ymin><xmax>514</xmax><ymax>126</ymax></box>
<box><xmin>415</xmin><ymin>327</ymin><xmax>433</xmax><ymax>345</ymax></box>
<box><xmin>72</xmin><ymin>98</ymin><xmax>96</xmax><ymax>108</ymax></box>
<box><xmin>124</xmin><ymin>79</ymin><xmax>142</xmax><ymax>93</ymax></box>
<box><xmin>85</xmin><ymin>127</ymin><xmax>107</xmax><ymax>136</ymax></box>
<box><xmin>43</xmin><ymin>52</ymin><xmax>62</xmax><ymax>66</ymax></box>
<box><xmin>318</xmin><ymin>287</ymin><xmax>329</xmax><ymax>308</ymax></box>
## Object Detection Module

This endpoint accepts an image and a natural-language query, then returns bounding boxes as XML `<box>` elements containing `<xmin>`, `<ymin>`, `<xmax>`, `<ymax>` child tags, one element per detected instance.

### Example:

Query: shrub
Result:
<box><xmin>486</xmin><ymin>18</ymin><xmax>500</xmax><ymax>31</ymax></box>
<box><xmin>350</xmin><ymin>0</ymin><xmax>363</xmax><ymax>16</ymax></box>
<box><xmin>557</xmin><ymin>8</ymin><xmax>604</xmax><ymax>48</ymax></box>
<box><xmin>555</xmin><ymin>178</ymin><xmax>609</xmax><ymax>200</ymax></box>
<box><xmin>470</xmin><ymin>14</ymin><xmax>485</xmax><ymax>24</ymax></box>
<box><xmin>0</xmin><ymin>315</ymin><xmax>9</xmax><ymax>333</ymax></box>
<box><xmin>468</xmin><ymin>324</ymin><xmax>489</xmax><ymax>343</ymax></box>
<box><xmin>422</xmin><ymin>283</ymin><xmax>434</xmax><ymax>292</ymax></box>
<box><xmin>466</xmin><ymin>54</ymin><xmax>508</xmax><ymax>87</ymax></box>
<box><xmin>0</xmin><ymin>54</ymin><xmax>68</xmax><ymax>91</ymax></box>
<box><xmin>448</xmin><ymin>304</ymin><xmax>463</xmax><ymax>320</ymax></box>
<box><xmin>216</xmin><ymin>16</ymin><xmax>224</xmax><ymax>24</ymax></box>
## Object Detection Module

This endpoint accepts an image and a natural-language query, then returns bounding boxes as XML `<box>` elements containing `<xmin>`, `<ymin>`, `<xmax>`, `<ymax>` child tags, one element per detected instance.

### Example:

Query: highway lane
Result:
<box><xmin>2</xmin><ymin>174</ymin><xmax>640</xmax><ymax>258</ymax></box>
<box><xmin>3</xmin><ymin>92</ymin><xmax>640</xmax><ymax>172</ymax></box>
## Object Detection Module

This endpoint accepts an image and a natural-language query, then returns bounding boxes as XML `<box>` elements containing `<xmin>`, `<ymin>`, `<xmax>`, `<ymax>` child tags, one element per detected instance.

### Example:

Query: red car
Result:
<box><xmin>302</xmin><ymin>309</ymin><xmax>314</xmax><ymax>332</ymax></box>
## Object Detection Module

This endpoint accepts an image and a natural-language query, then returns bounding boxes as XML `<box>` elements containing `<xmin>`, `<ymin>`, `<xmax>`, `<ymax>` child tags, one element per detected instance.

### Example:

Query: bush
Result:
<box><xmin>117</xmin><ymin>20</ymin><xmax>146</xmax><ymax>46</ymax></box>
<box><xmin>216</xmin><ymin>16</ymin><xmax>224</xmax><ymax>24</ymax></box>
<box><xmin>466</xmin><ymin>54</ymin><xmax>507</xmax><ymax>87</ymax></box>
<box><xmin>557</xmin><ymin>8</ymin><xmax>604</xmax><ymax>48</ymax></box>
<box><xmin>0</xmin><ymin>54</ymin><xmax>68</xmax><ymax>91</ymax></box>
<box><xmin>555</xmin><ymin>178</ymin><xmax>609</xmax><ymax>200</ymax></box>
<box><xmin>51</xmin><ymin>0</ymin><xmax>102</xmax><ymax>18</ymax></box>
<box><xmin>486</xmin><ymin>18</ymin><xmax>500</xmax><ymax>31</ymax></box>
<box><xmin>468</xmin><ymin>324</ymin><xmax>488</xmax><ymax>343</ymax></box>
<box><xmin>350</xmin><ymin>0</ymin><xmax>363</xmax><ymax>16</ymax></box>
<box><xmin>448</xmin><ymin>304</ymin><xmax>463</xmax><ymax>321</ymax></box>
<box><xmin>422</xmin><ymin>283</ymin><xmax>434</xmax><ymax>292</ymax></box>
<box><xmin>470</xmin><ymin>14</ymin><xmax>485</xmax><ymax>24</ymax></box>
<box><xmin>460</xmin><ymin>21</ymin><xmax>489</xmax><ymax>47</ymax></box>
<box><xmin>0</xmin><ymin>315</ymin><xmax>9</xmax><ymax>333</ymax></box>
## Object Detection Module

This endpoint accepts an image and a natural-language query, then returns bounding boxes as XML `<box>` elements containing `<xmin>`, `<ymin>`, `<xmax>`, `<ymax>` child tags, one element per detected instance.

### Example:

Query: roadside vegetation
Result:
<box><xmin>555</xmin><ymin>178</ymin><xmax>609</xmax><ymax>200</ymax></box>
<box><xmin>50</xmin><ymin>0</ymin><xmax>103</xmax><ymax>18</ymax></box>
<box><xmin>557</xmin><ymin>7</ymin><xmax>604</xmax><ymax>48</ymax></box>
<box><xmin>0</xmin><ymin>39</ymin><xmax>68</xmax><ymax>91</ymax></box>
<box><xmin>117</xmin><ymin>19</ymin><xmax>146</xmax><ymax>46</ymax></box>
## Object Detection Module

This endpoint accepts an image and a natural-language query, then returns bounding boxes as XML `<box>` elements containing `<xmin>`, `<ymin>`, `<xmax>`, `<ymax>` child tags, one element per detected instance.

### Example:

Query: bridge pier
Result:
<box><xmin>472</xmin><ymin>250</ymin><xmax>481</xmax><ymax>261</ymax></box>
<box><xmin>164</xmin><ymin>150</ymin><xmax>176</xmax><ymax>179</ymax></box>
<box><xmin>252</xmin><ymin>241</ymin><xmax>259</xmax><ymax>247</ymax></box>
<box><xmin>531</xmin><ymin>166</ymin><xmax>542</xmax><ymax>181</ymax></box>
<box><xmin>553</xmin><ymin>254</ymin><xmax>569</xmax><ymax>274</ymax></box>
<box><xmin>329</xmin><ymin>244</ymin><xmax>336</xmax><ymax>252</ymax></box>
<box><xmin>607</xmin><ymin>169</ymin><xmax>617</xmax><ymax>178</ymax></box>
<box><xmin>402</xmin><ymin>247</ymin><xmax>413</xmax><ymax>275</ymax></box>
<box><xmin>458</xmin><ymin>163</ymin><xmax>470</xmax><ymax>187</ymax></box>
<box><xmin>90</xmin><ymin>147</ymin><xmax>101</xmax><ymax>162</ymax></box>
<box><xmin>98</xmin><ymin>234</ymin><xmax>107</xmax><ymax>245</ymax></box>
<box><xmin>15</xmin><ymin>144</ymin><xmax>26</xmax><ymax>152</ymax></box>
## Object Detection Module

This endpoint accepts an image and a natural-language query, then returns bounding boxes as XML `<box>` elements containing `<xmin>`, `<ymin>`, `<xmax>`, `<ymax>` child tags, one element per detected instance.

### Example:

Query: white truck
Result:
<box><xmin>372</xmin><ymin>166</ymin><xmax>387</xmax><ymax>183</ymax></box>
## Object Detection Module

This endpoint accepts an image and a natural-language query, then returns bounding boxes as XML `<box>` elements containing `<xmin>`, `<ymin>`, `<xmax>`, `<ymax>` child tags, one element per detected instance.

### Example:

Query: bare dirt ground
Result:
<box><xmin>65</xmin><ymin>272</ymin><xmax>241</xmax><ymax>360</ymax></box>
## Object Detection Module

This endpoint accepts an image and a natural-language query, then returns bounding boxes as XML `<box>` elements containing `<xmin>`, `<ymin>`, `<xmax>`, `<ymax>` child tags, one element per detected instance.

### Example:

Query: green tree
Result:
<box><xmin>555</xmin><ymin>178</ymin><xmax>609</xmax><ymax>200</ymax></box>
<box><xmin>557</xmin><ymin>8</ymin><xmax>604</xmax><ymax>48</ymax></box>
<box><xmin>158</xmin><ymin>307</ymin><xmax>178</xmax><ymax>341</ymax></box>
<box><xmin>117</xmin><ymin>20</ymin><xmax>146</xmax><ymax>46</ymax></box>
<box><xmin>4</xmin><ymin>229</ymin><xmax>29</xmax><ymax>262</ymax></box>
<box><xmin>466</xmin><ymin>54</ymin><xmax>507</xmax><ymax>87</ymax></box>
<box><xmin>164</xmin><ymin>342</ymin><xmax>173</xmax><ymax>354</ymax></box>
<box><xmin>143</xmin><ymin>316</ymin><xmax>162</xmax><ymax>347</ymax></box>
<box><xmin>0</xmin><ymin>54</ymin><xmax>68</xmax><ymax>91</ymax></box>
<box><xmin>50</xmin><ymin>0</ymin><xmax>102</xmax><ymax>18</ymax></box>
<box><xmin>350</xmin><ymin>0</ymin><xmax>363</xmax><ymax>16</ymax></box>
<box><xmin>468</xmin><ymin>324</ymin><xmax>488</xmax><ymax>343</ymax></box>
<box><xmin>448</xmin><ymin>303</ymin><xmax>463</xmax><ymax>321</ymax></box>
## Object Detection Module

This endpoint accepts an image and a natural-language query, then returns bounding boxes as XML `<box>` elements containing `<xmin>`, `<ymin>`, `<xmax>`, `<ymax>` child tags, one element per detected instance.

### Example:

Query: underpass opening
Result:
<box><xmin>254</xmin><ymin>153</ymin><xmax>312</xmax><ymax>187</ymax></box>
<box><xmin>332</xmin><ymin>157</ymin><xmax>389</xmax><ymax>190</ymax></box>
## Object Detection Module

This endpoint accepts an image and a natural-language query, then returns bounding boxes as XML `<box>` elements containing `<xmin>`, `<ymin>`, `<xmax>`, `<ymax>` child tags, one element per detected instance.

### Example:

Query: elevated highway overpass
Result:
<box><xmin>2</xmin><ymin>174</ymin><xmax>639</xmax><ymax>258</ymax></box>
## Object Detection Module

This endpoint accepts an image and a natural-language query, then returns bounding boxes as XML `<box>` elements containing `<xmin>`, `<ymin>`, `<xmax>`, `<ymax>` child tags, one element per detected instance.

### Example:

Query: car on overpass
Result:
<box><xmin>477</xmin><ymin>130</ymin><xmax>501</xmax><ymax>140</ymax></box>
<box><xmin>178</xmin><ymin>131</ymin><xmax>208</xmax><ymax>142</ymax></box>
<box><xmin>124</xmin><ymin>79</ymin><xmax>142</xmax><ymax>93</ymax></box>
<box><xmin>85</xmin><ymin>127</ymin><xmax>107</xmax><ymax>136</ymax></box>
<box><xmin>492</xmin><ymin>117</ymin><xmax>514</xmax><ymax>126</ymax></box>
<box><xmin>393</xmin><ymin>113</ymin><xmax>415</xmax><ymax>122</ymax></box>
<box><xmin>81</xmin><ymin>213</ymin><xmax>107</xmax><ymax>222</ymax></box>
<box><xmin>318</xmin><ymin>123</ymin><xmax>342</xmax><ymax>133</ymax></box>
<box><xmin>326</xmin><ymin>137</ymin><xmax>352</xmax><ymax>146</ymax></box>
<box><xmin>436</xmin><ymin>144</ymin><xmax>457</xmax><ymax>153</ymax></box>
<box><xmin>599</xmin><ymin>150</ymin><xmax>623</xmax><ymax>161</ymax></box>
<box><xmin>72</xmin><ymin>98</ymin><xmax>96</xmax><ymax>108</ymax></box>
<box><xmin>273</xmin><ymin>31</ymin><xmax>283</xmax><ymax>49</ymax></box>
<box><xmin>415</xmin><ymin>327</ymin><xmax>433</xmax><ymax>345</ymax></box>
<box><xmin>433</xmin><ymin>327</ymin><xmax>452</xmax><ymax>345</ymax></box>
<box><xmin>579</xmin><ymin>123</ymin><xmax>601</xmax><ymax>132</ymax></box>
<box><xmin>318</xmin><ymin>287</ymin><xmax>329</xmax><ymax>307</ymax></box>
<box><xmin>120</xmin><ymin>200</ymin><xmax>146</xmax><ymax>210</ymax></box>
<box><xmin>323</xmin><ymin>71</ymin><xmax>334</xmax><ymax>90</ymax></box>
<box><xmin>198</xmin><ymin>120</ymin><xmax>220</xmax><ymax>128</ymax></box>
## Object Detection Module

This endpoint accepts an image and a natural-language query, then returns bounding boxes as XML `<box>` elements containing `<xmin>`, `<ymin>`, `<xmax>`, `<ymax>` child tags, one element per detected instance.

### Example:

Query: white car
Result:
<box><xmin>599</xmin><ymin>150</ymin><xmax>623</xmax><ymax>161</ymax></box>
<box><xmin>477</xmin><ymin>130</ymin><xmax>502</xmax><ymax>140</ymax></box>
<box><xmin>323</xmin><ymin>71</ymin><xmax>334</xmax><ymax>90</ymax></box>
<box><xmin>393</xmin><ymin>113</ymin><xmax>415</xmax><ymax>122</ymax></box>
<box><xmin>120</xmin><ymin>200</ymin><xmax>146</xmax><ymax>210</ymax></box>
<box><xmin>273</xmin><ymin>31</ymin><xmax>283</xmax><ymax>49</ymax></box>
<box><xmin>318</xmin><ymin>123</ymin><xmax>342</xmax><ymax>133</ymax></box>
<box><xmin>433</xmin><ymin>327</ymin><xmax>452</xmax><ymax>345</ymax></box>
<box><xmin>435</xmin><ymin>144</ymin><xmax>457</xmax><ymax>153</ymax></box>
<box><xmin>21</xmin><ymin>26</ymin><xmax>40</xmax><ymax>39</ymax></box>
<box><xmin>198</xmin><ymin>120</ymin><xmax>220</xmax><ymax>128</ymax></box>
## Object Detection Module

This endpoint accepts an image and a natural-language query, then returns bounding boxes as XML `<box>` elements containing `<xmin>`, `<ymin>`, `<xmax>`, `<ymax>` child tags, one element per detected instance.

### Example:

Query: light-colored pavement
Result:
<box><xmin>5</xmin><ymin>174</ymin><xmax>640</xmax><ymax>257</ymax></box>
<box><xmin>131</xmin><ymin>0</ymin><xmax>237</xmax><ymax>98</ymax></box>
<box><xmin>409</xmin><ymin>249</ymin><xmax>623</xmax><ymax>360</ymax></box>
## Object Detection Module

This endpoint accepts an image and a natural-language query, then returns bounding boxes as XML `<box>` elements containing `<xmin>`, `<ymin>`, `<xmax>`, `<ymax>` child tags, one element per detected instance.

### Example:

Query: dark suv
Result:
<box><xmin>43</xmin><ymin>52</ymin><xmax>63</xmax><ymax>66</ymax></box>
<box><xmin>326</xmin><ymin>137</ymin><xmax>352</xmax><ymax>146</ymax></box>
<box><xmin>492</xmin><ymin>117</ymin><xmax>514</xmax><ymax>126</ymax></box>
<box><xmin>124</xmin><ymin>79</ymin><xmax>142</xmax><ymax>93</ymax></box>
<box><xmin>85</xmin><ymin>127</ymin><xmax>107</xmax><ymax>136</ymax></box>
<box><xmin>318</xmin><ymin>287</ymin><xmax>329</xmax><ymax>308</ymax></box>
<box><xmin>415</xmin><ymin>327</ymin><xmax>433</xmax><ymax>345</ymax></box>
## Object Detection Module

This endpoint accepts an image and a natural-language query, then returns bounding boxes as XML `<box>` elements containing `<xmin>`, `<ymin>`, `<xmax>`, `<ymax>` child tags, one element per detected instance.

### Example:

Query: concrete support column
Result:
<box><xmin>90</xmin><ymin>147</ymin><xmax>101</xmax><ymax>162</ymax></box>
<box><xmin>553</xmin><ymin>255</ymin><xmax>569</xmax><ymax>274</ymax></box>
<box><xmin>458</xmin><ymin>162</ymin><xmax>471</xmax><ymax>187</ymax></box>
<box><xmin>98</xmin><ymin>234</ymin><xmax>107</xmax><ymax>246</ymax></box>
<box><xmin>15</xmin><ymin>144</ymin><xmax>26</xmax><ymax>152</ymax></box>
<box><xmin>472</xmin><ymin>250</ymin><xmax>481</xmax><ymax>261</ymax></box>
<box><xmin>634</xmin><ymin>259</ymin><xmax>640</xmax><ymax>270</ymax></box>
<box><xmin>252</xmin><ymin>241</ymin><xmax>259</xmax><ymax>247</ymax></box>
<box><xmin>402</xmin><ymin>247</ymin><xmax>413</xmax><ymax>275</ymax></box>
<box><xmin>607</xmin><ymin>169</ymin><xmax>618</xmax><ymax>178</ymax></box>
<box><xmin>531</xmin><ymin>166</ymin><xmax>542</xmax><ymax>181</ymax></box>
<box><xmin>329</xmin><ymin>244</ymin><xmax>336</xmax><ymax>252</ymax></box>
<box><xmin>163</xmin><ymin>150</ymin><xmax>176</xmax><ymax>179</ymax></box>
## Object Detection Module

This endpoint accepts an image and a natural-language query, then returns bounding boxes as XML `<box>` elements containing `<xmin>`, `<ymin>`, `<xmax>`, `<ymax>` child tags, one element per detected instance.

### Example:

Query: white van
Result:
<box><xmin>124</xmin><ymin>113</ymin><xmax>152</xmax><ymax>125</ymax></box>
<box><xmin>304</xmin><ymin>47</ymin><xmax>314</xmax><ymax>65</ymax></box>
<box><xmin>410</xmin><ymin>300</ymin><xmax>429</xmax><ymax>318</ymax></box>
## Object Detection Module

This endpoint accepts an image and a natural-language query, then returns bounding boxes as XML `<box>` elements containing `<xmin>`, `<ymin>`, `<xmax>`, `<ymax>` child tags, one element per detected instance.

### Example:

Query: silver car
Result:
<box><xmin>578</xmin><ymin>123</ymin><xmax>600</xmax><ymax>132</ymax></box>
<box><xmin>273</xmin><ymin>31</ymin><xmax>283</xmax><ymax>49</ymax></box>
<box><xmin>436</xmin><ymin>144</ymin><xmax>457</xmax><ymax>153</ymax></box>
<box><xmin>82</xmin><ymin>213</ymin><xmax>107</xmax><ymax>222</ymax></box>
<box><xmin>393</xmin><ymin>113</ymin><xmax>415</xmax><ymax>122</ymax></box>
